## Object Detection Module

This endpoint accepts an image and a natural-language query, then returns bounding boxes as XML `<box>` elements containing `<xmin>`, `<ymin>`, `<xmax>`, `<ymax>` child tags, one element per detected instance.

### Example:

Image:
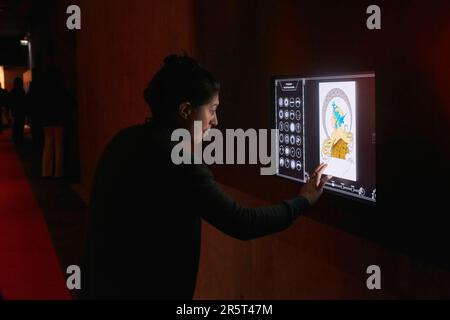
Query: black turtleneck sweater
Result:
<box><xmin>81</xmin><ymin>120</ymin><xmax>310</xmax><ymax>299</ymax></box>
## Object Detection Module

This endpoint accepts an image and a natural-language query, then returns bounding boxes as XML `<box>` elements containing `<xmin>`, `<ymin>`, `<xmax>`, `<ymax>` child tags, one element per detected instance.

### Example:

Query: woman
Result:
<box><xmin>81</xmin><ymin>54</ymin><xmax>331</xmax><ymax>299</ymax></box>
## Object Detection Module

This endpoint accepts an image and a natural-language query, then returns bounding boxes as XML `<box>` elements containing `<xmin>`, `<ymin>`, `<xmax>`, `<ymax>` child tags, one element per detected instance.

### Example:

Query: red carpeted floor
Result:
<box><xmin>0</xmin><ymin>130</ymin><xmax>71</xmax><ymax>300</ymax></box>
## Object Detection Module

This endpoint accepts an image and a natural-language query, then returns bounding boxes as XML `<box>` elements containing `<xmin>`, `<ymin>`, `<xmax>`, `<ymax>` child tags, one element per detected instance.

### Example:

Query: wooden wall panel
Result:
<box><xmin>194</xmin><ymin>183</ymin><xmax>450</xmax><ymax>299</ymax></box>
<box><xmin>75</xmin><ymin>0</ymin><xmax>196</xmax><ymax>197</ymax></box>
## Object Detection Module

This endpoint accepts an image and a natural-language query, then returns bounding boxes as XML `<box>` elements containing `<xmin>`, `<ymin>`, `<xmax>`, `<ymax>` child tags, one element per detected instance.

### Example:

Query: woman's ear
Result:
<box><xmin>179</xmin><ymin>102</ymin><xmax>192</xmax><ymax>119</ymax></box>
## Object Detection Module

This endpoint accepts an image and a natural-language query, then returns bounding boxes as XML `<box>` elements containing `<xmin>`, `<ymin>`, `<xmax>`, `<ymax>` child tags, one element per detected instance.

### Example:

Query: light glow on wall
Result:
<box><xmin>0</xmin><ymin>66</ymin><xmax>5</xmax><ymax>88</ymax></box>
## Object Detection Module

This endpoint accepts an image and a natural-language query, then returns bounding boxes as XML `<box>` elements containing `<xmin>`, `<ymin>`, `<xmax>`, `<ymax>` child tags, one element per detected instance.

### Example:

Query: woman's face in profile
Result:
<box><xmin>188</xmin><ymin>92</ymin><xmax>219</xmax><ymax>143</ymax></box>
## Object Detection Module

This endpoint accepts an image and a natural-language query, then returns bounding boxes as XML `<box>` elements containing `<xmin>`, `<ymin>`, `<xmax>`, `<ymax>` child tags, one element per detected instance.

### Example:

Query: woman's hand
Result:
<box><xmin>299</xmin><ymin>163</ymin><xmax>332</xmax><ymax>205</ymax></box>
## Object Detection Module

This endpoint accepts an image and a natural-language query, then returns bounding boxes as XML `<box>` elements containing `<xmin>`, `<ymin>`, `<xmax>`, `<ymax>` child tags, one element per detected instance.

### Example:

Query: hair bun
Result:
<box><xmin>163</xmin><ymin>53</ymin><xmax>199</xmax><ymax>71</ymax></box>
<box><xmin>163</xmin><ymin>54</ymin><xmax>180</xmax><ymax>65</ymax></box>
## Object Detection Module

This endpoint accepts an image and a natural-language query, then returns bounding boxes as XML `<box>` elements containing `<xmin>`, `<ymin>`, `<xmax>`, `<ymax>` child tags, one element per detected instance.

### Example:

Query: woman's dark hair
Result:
<box><xmin>144</xmin><ymin>53</ymin><xmax>220</xmax><ymax>120</ymax></box>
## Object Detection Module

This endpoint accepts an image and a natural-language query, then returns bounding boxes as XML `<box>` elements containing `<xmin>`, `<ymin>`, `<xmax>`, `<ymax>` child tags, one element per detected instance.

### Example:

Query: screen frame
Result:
<box><xmin>270</xmin><ymin>71</ymin><xmax>376</xmax><ymax>205</ymax></box>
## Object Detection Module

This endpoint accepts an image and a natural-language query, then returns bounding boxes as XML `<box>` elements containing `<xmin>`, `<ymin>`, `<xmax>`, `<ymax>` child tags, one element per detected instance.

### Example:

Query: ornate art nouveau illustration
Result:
<box><xmin>319</xmin><ymin>82</ymin><xmax>357</xmax><ymax>181</ymax></box>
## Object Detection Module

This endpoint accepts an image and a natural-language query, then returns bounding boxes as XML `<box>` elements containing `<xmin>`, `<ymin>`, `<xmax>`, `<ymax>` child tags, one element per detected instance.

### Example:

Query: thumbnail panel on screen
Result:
<box><xmin>272</xmin><ymin>73</ymin><xmax>376</xmax><ymax>203</ymax></box>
